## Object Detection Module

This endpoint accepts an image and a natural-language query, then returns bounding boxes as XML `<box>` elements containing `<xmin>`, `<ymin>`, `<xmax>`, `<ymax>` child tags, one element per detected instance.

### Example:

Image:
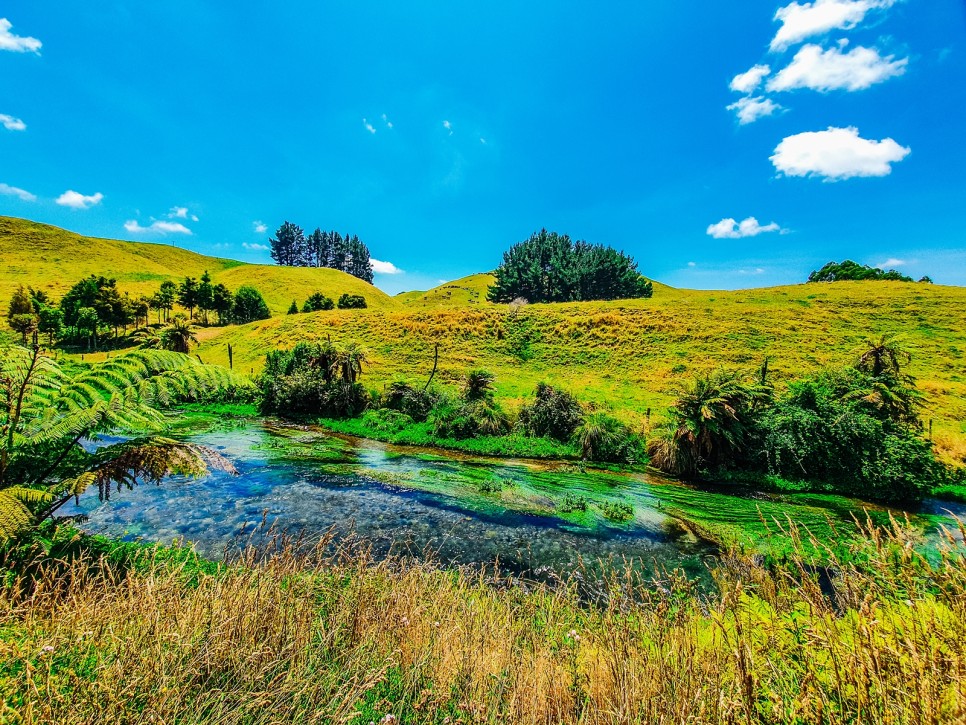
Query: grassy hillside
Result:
<box><xmin>194</xmin><ymin>280</ymin><xmax>966</xmax><ymax>465</ymax></box>
<box><xmin>399</xmin><ymin>273</ymin><xmax>682</xmax><ymax>308</ymax></box>
<box><xmin>0</xmin><ymin>216</ymin><xmax>399</xmax><ymax>314</ymax></box>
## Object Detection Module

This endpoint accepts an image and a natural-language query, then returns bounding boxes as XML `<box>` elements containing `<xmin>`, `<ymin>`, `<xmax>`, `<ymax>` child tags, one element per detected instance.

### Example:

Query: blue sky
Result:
<box><xmin>1</xmin><ymin>1</ymin><xmax>964</xmax><ymax>294</ymax></box>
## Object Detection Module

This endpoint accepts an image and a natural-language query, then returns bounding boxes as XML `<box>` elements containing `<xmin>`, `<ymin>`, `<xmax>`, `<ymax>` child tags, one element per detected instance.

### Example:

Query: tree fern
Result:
<box><xmin>0</xmin><ymin>344</ymin><xmax>249</xmax><ymax>542</ymax></box>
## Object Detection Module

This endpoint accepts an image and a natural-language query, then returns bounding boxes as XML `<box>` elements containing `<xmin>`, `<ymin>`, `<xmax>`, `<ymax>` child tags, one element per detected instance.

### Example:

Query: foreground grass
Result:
<box><xmin>3</xmin><ymin>520</ymin><xmax>966</xmax><ymax>724</ymax></box>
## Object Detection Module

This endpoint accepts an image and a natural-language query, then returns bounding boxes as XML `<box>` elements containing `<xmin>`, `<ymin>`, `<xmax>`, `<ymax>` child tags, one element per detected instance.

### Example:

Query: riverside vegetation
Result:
<box><xmin>2</xmin><ymin>215</ymin><xmax>966</xmax><ymax>722</ymax></box>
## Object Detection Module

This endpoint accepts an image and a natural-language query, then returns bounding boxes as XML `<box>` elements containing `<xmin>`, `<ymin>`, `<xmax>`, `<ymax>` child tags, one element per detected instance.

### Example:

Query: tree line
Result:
<box><xmin>808</xmin><ymin>260</ymin><xmax>932</xmax><ymax>284</ymax></box>
<box><xmin>487</xmin><ymin>229</ymin><xmax>653</xmax><ymax>304</ymax></box>
<box><xmin>6</xmin><ymin>272</ymin><xmax>272</xmax><ymax>351</ymax></box>
<box><xmin>269</xmin><ymin>222</ymin><xmax>375</xmax><ymax>284</ymax></box>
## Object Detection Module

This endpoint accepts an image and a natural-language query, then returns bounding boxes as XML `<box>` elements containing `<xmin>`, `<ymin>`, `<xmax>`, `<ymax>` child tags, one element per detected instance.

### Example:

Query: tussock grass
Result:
<box><xmin>3</xmin><ymin>519</ymin><xmax>966</xmax><ymax>723</ymax></box>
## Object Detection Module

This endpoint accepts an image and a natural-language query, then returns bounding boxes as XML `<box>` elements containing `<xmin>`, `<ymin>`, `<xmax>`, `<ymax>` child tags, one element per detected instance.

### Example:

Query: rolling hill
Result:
<box><xmin>0</xmin><ymin>216</ymin><xmax>400</xmax><ymax>314</ymax></box>
<box><xmin>192</xmin><ymin>280</ymin><xmax>966</xmax><ymax>466</ymax></box>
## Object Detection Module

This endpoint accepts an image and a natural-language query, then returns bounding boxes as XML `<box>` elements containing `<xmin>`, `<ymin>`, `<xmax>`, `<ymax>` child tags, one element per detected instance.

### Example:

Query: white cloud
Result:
<box><xmin>707</xmin><ymin>217</ymin><xmax>783</xmax><ymax>239</ymax></box>
<box><xmin>771</xmin><ymin>0</ymin><xmax>895</xmax><ymax>52</ymax></box>
<box><xmin>362</xmin><ymin>118</ymin><xmax>376</xmax><ymax>134</ymax></box>
<box><xmin>243</xmin><ymin>242</ymin><xmax>270</xmax><ymax>251</ymax></box>
<box><xmin>253</xmin><ymin>221</ymin><xmax>268</xmax><ymax>234</ymax></box>
<box><xmin>738</xmin><ymin>267</ymin><xmax>767</xmax><ymax>275</ymax></box>
<box><xmin>371</xmin><ymin>258</ymin><xmax>403</xmax><ymax>275</ymax></box>
<box><xmin>687</xmin><ymin>261</ymin><xmax>697</xmax><ymax>267</ymax></box>
<box><xmin>0</xmin><ymin>18</ymin><xmax>41</xmax><ymax>53</ymax></box>
<box><xmin>771</xmin><ymin>126</ymin><xmax>910</xmax><ymax>180</ymax></box>
<box><xmin>124</xmin><ymin>219</ymin><xmax>192</xmax><ymax>235</ymax></box>
<box><xmin>768</xmin><ymin>43</ymin><xmax>907</xmax><ymax>92</ymax></box>
<box><xmin>727</xmin><ymin>96</ymin><xmax>782</xmax><ymax>124</ymax></box>
<box><xmin>56</xmin><ymin>190</ymin><xmax>103</xmax><ymax>209</ymax></box>
<box><xmin>876</xmin><ymin>257</ymin><xmax>906</xmax><ymax>268</ymax></box>
<box><xmin>480</xmin><ymin>137</ymin><xmax>487</xmax><ymax>144</ymax></box>
<box><xmin>168</xmin><ymin>206</ymin><xmax>189</xmax><ymax>219</ymax></box>
<box><xmin>0</xmin><ymin>182</ymin><xmax>36</xmax><ymax>201</ymax></box>
<box><xmin>381</xmin><ymin>113</ymin><xmax>393</xmax><ymax>129</ymax></box>
<box><xmin>730</xmin><ymin>64</ymin><xmax>771</xmax><ymax>93</ymax></box>
<box><xmin>0</xmin><ymin>113</ymin><xmax>26</xmax><ymax>131</ymax></box>
<box><xmin>443</xmin><ymin>120</ymin><xmax>453</xmax><ymax>134</ymax></box>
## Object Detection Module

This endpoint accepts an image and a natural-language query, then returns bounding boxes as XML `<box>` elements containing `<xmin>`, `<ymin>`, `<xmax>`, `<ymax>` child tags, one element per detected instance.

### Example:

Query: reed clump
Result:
<box><xmin>2</xmin><ymin>518</ymin><xmax>965</xmax><ymax>724</ymax></box>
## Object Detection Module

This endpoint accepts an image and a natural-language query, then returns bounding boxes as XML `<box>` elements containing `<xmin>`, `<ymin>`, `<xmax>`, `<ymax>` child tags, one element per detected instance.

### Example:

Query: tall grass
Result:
<box><xmin>3</xmin><ymin>518</ymin><xmax>966</xmax><ymax>723</ymax></box>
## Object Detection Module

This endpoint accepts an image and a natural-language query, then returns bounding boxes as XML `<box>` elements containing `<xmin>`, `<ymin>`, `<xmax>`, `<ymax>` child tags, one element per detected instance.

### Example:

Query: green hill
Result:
<box><xmin>0</xmin><ymin>216</ymin><xmax>400</xmax><ymax>314</ymax></box>
<box><xmin>398</xmin><ymin>273</ymin><xmax>683</xmax><ymax>308</ymax></box>
<box><xmin>193</xmin><ymin>280</ymin><xmax>966</xmax><ymax>466</ymax></box>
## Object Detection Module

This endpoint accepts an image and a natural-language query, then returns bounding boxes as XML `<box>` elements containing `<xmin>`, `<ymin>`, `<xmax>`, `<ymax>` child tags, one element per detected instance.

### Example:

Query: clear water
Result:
<box><xmin>61</xmin><ymin>419</ymin><xmax>955</xmax><ymax>585</ymax></box>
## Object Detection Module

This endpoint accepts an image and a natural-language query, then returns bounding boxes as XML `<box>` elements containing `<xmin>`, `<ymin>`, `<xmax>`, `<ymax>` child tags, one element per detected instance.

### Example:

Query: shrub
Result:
<box><xmin>574</xmin><ymin>412</ymin><xmax>644</xmax><ymax>463</ymax></box>
<box><xmin>432</xmin><ymin>400</ymin><xmax>511</xmax><ymax>440</ymax></box>
<box><xmin>303</xmin><ymin>292</ymin><xmax>335</xmax><ymax>312</ymax></box>
<box><xmin>518</xmin><ymin>383</ymin><xmax>584</xmax><ymax>442</ymax></box>
<box><xmin>259</xmin><ymin>341</ymin><xmax>369</xmax><ymax>419</ymax></box>
<box><xmin>232</xmin><ymin>286</ymin><xmax>271</xmax><ymax>324</ymax></box>
<box><xmin>382</xmin><ymin>382</ymin><xmax>439</xmax><ymax>422</ymax></box>
<box><xmin>337</xmin><ymin>294</ymin><xmax>367</xmax><ymax>309</ymax></box>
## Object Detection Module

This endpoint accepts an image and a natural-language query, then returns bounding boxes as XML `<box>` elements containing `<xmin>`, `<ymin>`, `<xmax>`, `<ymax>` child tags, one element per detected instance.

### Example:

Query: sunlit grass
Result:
<box><xmin>3</xmin><ymin>519</ymin><xmax>966</xmax><ymax>723</ymax></box>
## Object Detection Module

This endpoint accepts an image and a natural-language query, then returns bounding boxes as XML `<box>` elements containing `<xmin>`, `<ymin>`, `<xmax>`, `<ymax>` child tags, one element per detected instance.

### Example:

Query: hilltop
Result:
<box><xmin>0</xmin><ymin>217</ymin><xmax>399</xmax><ymax>314</ymax></box>
<box><xmin>398</xmin><ymin>273</ymin><xmax>681</xmax><ymax>308</ymax></box>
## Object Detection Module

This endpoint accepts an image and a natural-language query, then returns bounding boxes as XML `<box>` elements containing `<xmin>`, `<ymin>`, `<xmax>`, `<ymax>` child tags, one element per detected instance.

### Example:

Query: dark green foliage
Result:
<box><xmin>753</xmin><ymin>368</ymin><xmax>941</xmax><ymax>503</ymax></box>
<box><xmin>271</xmin><ymin>224</ymin><xmax>375</xmax><ymax>283</ymax></box>
<box><xmin>518</xmin><ymin>383</ymin><xmax>584</xmax><ymax>442</ymax></box>
<box><xmin>648</xmin><ymin>370</ymin><xmax>769</xmax><ymax>478</ymax></box>
<box><xmin>231</xmin><ymin>286</ymin><xmax>271</xmax><ymax>324</ymax></box>
<box><xmin>432</xmin><ymin>399</ymin><xmax>511</xmax><ymax>440</ymax></box>
<box><xmin>382</xmin><ymin>382</ymin><xmax>438</xmax><ymax>422</ymax></box>
<box><xmin>287</xmin><ymin>300</ymin><xmax>299</xmax><ymax>315</ymax></box>
<box><xmin>574</xmin><ymin>412</ymin><xmax>644</xmax><ymax>463</ymax></box>
<box><xmin>303</xmin><ymin>292</ymin><xmax>335</xmax><ymax>312</ymax></box>
<box><xmin>211</xmin><ymin>284</ymin><xmax>233</xmax><ymax>325</ymax></box>
<box><xmin>337</xmin><ymin>293</ymin><xmax>367</xmax><ymax>309</ymax></box>
<box><xmin>58</xmin><ymin>276</ymin><xmax>134</xmax><ymax>342</ymax></box>
<box><xmin>808</xmin><ymin>260</ymin><xmax>914</xmax><ymax>283</ymax></box>
<box><xmin>177</xmin><ymin>277</ymin><xmax>199</xmax><ymax>319</ymax></box>
<box><xmin>258</xmin><ymin>342</ymin><xmax>369</xmax><ymax>418</ymax></box>
<box><xmin>462</xmin><ymin>369</ymin><xmax>496</xmax><ymax>403</ymax></box>
<box><xmin>37</xmin><ymin>306</ymin><xmax>63</xmax><ymax>345</ymax></box>
<box><xmin>196</xmin><ymin>271</ymin><xmax>214</xmax><ymax>325</ymax></box>
<box><xmin>269</xmin><ymin>221</ymin><xmax>307</xmax><ymax>267</ymax></box>
<box><xmin>487</xmin><ymin>229</ymin><xmax>653</xmax><ymax>303</ymax></box>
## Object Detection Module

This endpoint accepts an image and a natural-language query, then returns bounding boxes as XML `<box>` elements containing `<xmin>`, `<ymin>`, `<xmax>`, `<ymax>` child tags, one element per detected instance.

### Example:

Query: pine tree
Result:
<box><xmin>287</xmin><ymin>300</ymin><xmax>299</xmax><ymax>315</ymax></box>
<box><xmin>270</xmin><ymin>222</ymin><xmax>306</xmax><ymax>266</ymax></box>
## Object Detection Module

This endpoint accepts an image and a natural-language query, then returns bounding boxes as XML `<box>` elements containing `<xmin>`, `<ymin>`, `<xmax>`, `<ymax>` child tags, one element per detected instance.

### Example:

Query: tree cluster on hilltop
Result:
<box><xmin>808</xmin><ymin>259</ymin><xmax>932</xmax><ymax>284</ymax></box>
<box><xmin>487</xmin><ymin>229</ymin><xmax>653</xmax><ymax>304</ymax></box>
<box><xmin>269</xmin><ymin>222</ymin><xmax>374</xmax><ymax>284</ymax></box>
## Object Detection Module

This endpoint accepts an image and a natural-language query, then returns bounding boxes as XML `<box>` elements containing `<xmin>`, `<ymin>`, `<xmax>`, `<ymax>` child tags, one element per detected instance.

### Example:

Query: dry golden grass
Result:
<box><xmin>3</xmin><ymin>520</ymin><xmax>966</xmax><ymax>724</ymax></box>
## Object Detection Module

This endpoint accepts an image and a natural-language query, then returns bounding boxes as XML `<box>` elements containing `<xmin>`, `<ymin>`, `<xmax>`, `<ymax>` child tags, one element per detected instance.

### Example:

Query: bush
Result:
<box><xmin>232</xmin><ymin>286</ymin><xmax>271</xmax><ymax>324</ymax></box>
<box><xmin>382</xmin><ymin>382</ymin><xmax>439</xmax><ymax>422</ymax></box>
<box><xmin>519</xmin><ymin>383</ymin><xmax>584</xmax><ymax>442</ymax></box>
<box><xmin>337</xmin><ymin>294</ymin><xmax>367</xmax><ymax>309</ymax></box>
<box><xmin>574</xmin><ymin>412</ymin><xmax>644</xmax><ymax>463</ymax></box>
<box><xmin>753</xmin><ymin>368</ymin><xmax>943</xmax><ymax>503</ymax></box>
<box><xmin>303</xmin><ymin>292</ymin><xmax>334</xmax><ymax>312</ymax></box>
<box><xmin>432</xmin><ymin>400</ymin><xmax>511</xmax><ymax>440</ymax></box>
<box><xmin>259</xmin><ymin>341</ymin><xmax>369</xmax><ymax>418</ymax></box>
